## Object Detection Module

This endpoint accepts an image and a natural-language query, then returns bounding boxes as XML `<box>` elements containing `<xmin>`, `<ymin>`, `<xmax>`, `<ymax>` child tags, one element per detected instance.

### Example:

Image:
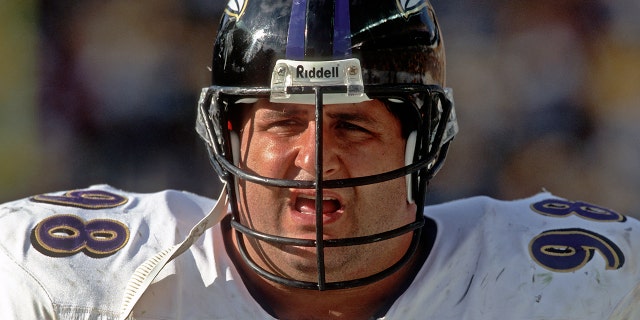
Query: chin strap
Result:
<box><xmin>118</xmin><ymin>184</ymin><xmax>229</xmax><ymax>320</ymax></box>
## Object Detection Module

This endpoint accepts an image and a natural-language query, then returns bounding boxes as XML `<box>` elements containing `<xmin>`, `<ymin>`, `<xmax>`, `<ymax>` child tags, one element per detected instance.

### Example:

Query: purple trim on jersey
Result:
<box><xmin>333</xmin><ymin>0</ymin><xmax>352</xmax><ymax>57</ymax></box>
<box><xmin>31</xmin><ymin>190</ymin><xmax>128</xmax><ymax>209</ymax></box>
<box><xmin>286</xmin><ymin>0</ymin><xmax>308</xmax><ymax>59</ymax></box>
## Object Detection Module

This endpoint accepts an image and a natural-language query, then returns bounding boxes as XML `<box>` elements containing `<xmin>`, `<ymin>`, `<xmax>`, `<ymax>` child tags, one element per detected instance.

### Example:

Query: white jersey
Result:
<box><xmin>1</xmin><ymin>185</ymin><xmax>639</xmax><ymax>319</ymax></box>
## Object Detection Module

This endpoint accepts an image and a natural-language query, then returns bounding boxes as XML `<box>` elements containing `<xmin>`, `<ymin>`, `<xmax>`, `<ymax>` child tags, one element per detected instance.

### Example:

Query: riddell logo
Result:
<box><xmin>296</xmin><ymin>65</ymin><xmax>339</xmax><ymax>79</ymax></box>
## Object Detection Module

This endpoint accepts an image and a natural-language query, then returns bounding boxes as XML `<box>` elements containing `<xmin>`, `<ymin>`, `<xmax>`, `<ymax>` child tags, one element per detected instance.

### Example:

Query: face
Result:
<box><xmin>233</xmin><ymin>98</ymin><xmax>417</xmax><ymax>283</ymax></box>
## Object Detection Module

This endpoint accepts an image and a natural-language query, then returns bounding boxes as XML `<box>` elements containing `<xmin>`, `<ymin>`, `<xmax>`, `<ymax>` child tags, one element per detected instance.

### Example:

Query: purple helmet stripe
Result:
<box><xmin>287</xmin><ymin>0</ymin><xmax>352</xmax><ymax>59</ymax></box>
<box><xmin>286</xmin><ymin>0</ymin><xmax>308</xmax><ymax>59</ymax></box>
<box><xmin>333</xmin><ymin>0</ymin><xmax>352</xmax><ymax>57</ymax></box>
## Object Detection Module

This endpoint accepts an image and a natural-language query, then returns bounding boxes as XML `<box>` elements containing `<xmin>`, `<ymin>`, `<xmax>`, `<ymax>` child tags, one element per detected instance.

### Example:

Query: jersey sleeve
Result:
<box><xmin>391</xmin><ymin>193</ymin><xmax>640</xmax><ymax>320</ymax></box>
<box><xmin>0</xmin><ymin>185</ymin><xmax>216</xmax><ymax>319</ymax></box>
<box><xmin>0</xmin><ymin>249</ymin><xmax>56</xmax><ymax>318</ymax></box>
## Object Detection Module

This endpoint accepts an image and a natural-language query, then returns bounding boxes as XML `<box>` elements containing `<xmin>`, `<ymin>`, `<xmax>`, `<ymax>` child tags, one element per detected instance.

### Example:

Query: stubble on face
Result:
<box><xmin>232</xmin><ymin>99</ymin><xmax>417</xmax><ymax>283</ymax></box>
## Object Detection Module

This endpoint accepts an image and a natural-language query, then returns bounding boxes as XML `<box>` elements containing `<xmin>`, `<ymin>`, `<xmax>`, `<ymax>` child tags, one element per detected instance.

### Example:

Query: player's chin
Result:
<box><xmin>274</xmin><ymin>244</ymin><xmax>345</xmax><ymax>270</ymax></box>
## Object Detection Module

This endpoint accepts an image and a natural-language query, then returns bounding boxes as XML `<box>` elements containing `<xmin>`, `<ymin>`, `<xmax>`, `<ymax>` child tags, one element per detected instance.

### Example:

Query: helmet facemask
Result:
<box><xmin>196</xmin><ymin>0</ymin><xmax>457</xmax><ymax>291</ymax></box>
<box><xmin>196</xmin><ymin>58</ymin><xmax>457</xmax><ymax>290</ymax></box>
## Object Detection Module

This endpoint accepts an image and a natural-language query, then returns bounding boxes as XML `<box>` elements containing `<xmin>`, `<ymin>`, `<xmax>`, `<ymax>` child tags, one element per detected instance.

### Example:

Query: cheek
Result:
<box><xmin>381</xmin><ymin>145</ymin><xmax>406</xmax><ymax>170</ymax></box>
<box><xmin>236</xmin><ymin>179</ymin><xmax>281</xmax><ymax>227</ymax></box>
<box><xmin>241</xmin><ymin>136</ymin><xmax>288</xmax><ymax>176</ymax></box>
<box><xmin>352</xmin><ymin>177</ymin><xmax>415</xmax><ymax>237</ymax></box>
<box><xmin>342</xmin><ymin>142</ymin><xmax>406</xmax><ymax>176</ymax></box>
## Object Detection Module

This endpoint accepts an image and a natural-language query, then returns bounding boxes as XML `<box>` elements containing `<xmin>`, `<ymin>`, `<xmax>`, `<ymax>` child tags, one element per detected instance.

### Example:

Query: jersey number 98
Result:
<box><xmin>30</xmin><ymin>189</ymin><xmax>130</xmax><ymax>257</ymax></box>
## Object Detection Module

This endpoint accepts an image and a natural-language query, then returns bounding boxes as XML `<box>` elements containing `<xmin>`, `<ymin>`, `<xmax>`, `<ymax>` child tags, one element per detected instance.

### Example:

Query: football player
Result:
<box><xmin>1</xmin><ymin>0</ymin><xmax>639</xmax><ymax>319</ymax></box>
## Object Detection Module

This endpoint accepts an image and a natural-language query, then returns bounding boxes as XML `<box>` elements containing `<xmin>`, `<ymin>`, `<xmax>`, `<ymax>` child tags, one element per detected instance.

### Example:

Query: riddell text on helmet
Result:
<box><xmin>296</xmin><ymin>65</ymin><xmax>339</xmax><ymax>79</ymax></box>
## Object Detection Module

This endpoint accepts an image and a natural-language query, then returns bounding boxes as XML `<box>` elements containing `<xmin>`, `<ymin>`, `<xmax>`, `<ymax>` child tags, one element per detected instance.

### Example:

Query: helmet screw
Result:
<box><xmin>347</xmin><ymin>65</ymin><xmax>358</xmax><ymax>75</ymax></box>
<box><xmin>277</xmin><ymin>66</ymin><xmax>287</xmax><ymax>76</ymax></box>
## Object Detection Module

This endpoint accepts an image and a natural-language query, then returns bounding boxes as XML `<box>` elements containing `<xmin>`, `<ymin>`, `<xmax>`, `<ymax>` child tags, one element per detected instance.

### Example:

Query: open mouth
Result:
<box><xmin>295</xmin><ymin>194</ymin><xmax>342</xmax><ymax>215</ymax></box>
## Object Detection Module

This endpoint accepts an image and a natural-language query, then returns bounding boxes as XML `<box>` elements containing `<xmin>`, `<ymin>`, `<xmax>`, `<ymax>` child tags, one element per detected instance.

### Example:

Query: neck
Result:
<box><xmin>221</xmin><ymin>216</ymin><xmax>434</xmax><ymax>320</ymax></box>
<box><xmin>256</xmin><ymin>276</ymin><xmax>402</xmax><ymax>320</ymax></box>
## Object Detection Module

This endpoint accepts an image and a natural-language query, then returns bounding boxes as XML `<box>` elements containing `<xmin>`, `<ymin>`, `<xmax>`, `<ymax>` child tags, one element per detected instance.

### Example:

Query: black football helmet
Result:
<box><xmin>196</xmin><ymin>0</ymin><xmax>458</xmax><ymax>290</ymax></box>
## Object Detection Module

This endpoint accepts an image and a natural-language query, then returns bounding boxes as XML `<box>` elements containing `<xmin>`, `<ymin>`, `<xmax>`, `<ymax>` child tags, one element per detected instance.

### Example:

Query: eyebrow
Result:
<box><xmin>326</xmin><ymin>110</ymin><xmax>376</xmax><ymax>125</ymax></box>
<box><xmin>257</xmin><ymin>103</ymin><xmax>378</xmax><ymax>125</ymax></box>
<box><xmin>258</xmin><ymin>106</ymin><xmax>308</xmax><ymax>120</ymax></box>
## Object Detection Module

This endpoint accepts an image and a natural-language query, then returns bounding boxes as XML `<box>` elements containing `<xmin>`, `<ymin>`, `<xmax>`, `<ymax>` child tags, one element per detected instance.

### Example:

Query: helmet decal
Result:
<box><xmin>286</xmin><ymin>0</ymin><xmax>353</xmax><ymax>59</ymax></box>
<box><xmin>333</xmin><ymin>0</ymin><xmax>352</xmax><ymax>57</ymax></box>
<box><xmin>225</xmin><ymin>0</ymin><xmax>248</xmax><ymax>19</ymax></box>
<box><xmin>396</xmin><ymin>0</ymin><xmax>428</xmax><ymax>18</ymax></box>
<box><xmin>285</xmin><ymin>0</ymin><xmax>307</xmax><ymax>59</ymax></box>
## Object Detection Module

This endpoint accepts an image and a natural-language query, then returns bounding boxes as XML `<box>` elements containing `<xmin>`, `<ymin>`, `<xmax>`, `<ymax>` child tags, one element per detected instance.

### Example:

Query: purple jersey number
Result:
<box><xmin>531</xmin><ymin>199</ymin><xmax>625</xmax><ymax>222</ymax></box>
<box><xmin>31</xmin><ymin>189</ymin><xmax>128</xmax><ymax>209</ymax></box>
<box><xmin>33</xmin><ymin>214</ymin><xmax>130</xmax><ymax>257</ymax></box>
<box><xmin>530</xmin><ymin>228</ymin><xmax>624</xmax><ymax>272</ymax></box>
<box><xmin>529</xmin><ymin>199</ymin><xmax>625</xmax><ymax>272</ymax></box>
<box><xmin>30</xmin><ymin>189</ymin><xmax>130</xmax><ymax>257</ymax></box>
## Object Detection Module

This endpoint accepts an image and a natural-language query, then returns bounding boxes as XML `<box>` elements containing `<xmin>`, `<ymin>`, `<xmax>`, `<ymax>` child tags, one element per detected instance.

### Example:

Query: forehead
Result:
<box><xmin>246</xmin><ymin>98</ymin><xmax>393</xmax><ymax>119</ymax></box>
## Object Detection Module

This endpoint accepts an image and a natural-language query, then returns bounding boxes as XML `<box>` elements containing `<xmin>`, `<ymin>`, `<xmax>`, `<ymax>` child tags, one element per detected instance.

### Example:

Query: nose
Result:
<box><xmin>294</xmin><ymin>121</ymin><xmax>339</xmax><ymax>178</ymax></box>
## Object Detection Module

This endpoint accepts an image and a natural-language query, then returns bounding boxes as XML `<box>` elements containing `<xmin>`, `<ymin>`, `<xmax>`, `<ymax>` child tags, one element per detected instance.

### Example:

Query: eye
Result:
<box><xmin>333</xmin><ymin>121</ymin><xmax>377</xmax><ymax>144</ymax></box>
<box><xmin>336</xmin><ymin>121</ymin><xmax>370</xmax><ymax>133</ymax></box>
<box><xmin>270</xmin><ymin>119</ymin><xmax>298</xmax><ymax>128</ymax></box>
<box><xmin>264</xmin><ymin>119</ymin><xmax>307</xmax><ymax>135</ymax></box>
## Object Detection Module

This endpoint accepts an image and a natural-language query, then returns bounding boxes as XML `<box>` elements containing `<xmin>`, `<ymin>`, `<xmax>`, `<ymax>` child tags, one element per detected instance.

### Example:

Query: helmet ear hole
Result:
<box><xmin>405</xmin><ymin>130</ymin><xmax>417</xmax><ymax>204</ymax></box>
<box><xmin>230</xmin><ymin>131</ymin><xmax>240</xmax><ymax>166</ymax></box>
<box><xmin>229</xmin><ymin>130</ymin><xmax>242</xmax><ymax>203</ymax></box>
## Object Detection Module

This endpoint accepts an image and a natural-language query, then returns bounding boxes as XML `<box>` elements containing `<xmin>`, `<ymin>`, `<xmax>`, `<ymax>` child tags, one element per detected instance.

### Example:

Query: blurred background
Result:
<box><xmin>1</xmin><ymin>0</ymin><xmax>639</xmax><ymax>217</ymax></box>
